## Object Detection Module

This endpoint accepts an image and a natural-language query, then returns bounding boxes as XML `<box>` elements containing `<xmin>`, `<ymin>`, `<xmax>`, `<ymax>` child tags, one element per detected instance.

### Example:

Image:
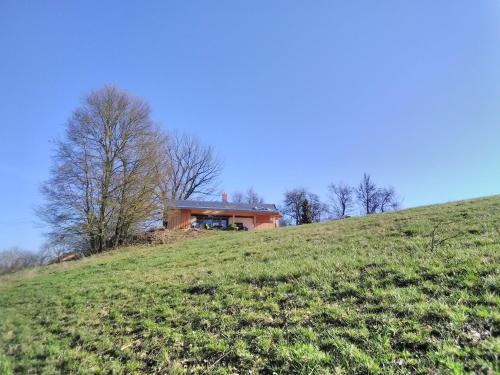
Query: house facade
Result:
<box><xmin>165</xmin><ymin>193</ymin><xmax>282</xmax><ymax>231</ymax></box>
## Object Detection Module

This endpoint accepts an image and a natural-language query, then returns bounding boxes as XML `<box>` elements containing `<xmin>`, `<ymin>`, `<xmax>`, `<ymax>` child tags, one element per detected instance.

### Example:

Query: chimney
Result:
<box><xmin>222</xmin><ymin>192</ymin><xmax>228</xmax><ymax>203</ymax></box>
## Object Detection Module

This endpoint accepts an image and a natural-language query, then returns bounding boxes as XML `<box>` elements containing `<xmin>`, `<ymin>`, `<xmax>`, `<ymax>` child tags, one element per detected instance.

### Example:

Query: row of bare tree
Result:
<box><xmin>330</xmin><ymin>173</ymin><xmax>400</xmax><ymax>217</ymax></box>
<box><xmin>231</xmin><ymin>188</ymin><xmax>264</xmax><ymax>205</ymax></box>
<box><xmin>38</xmin><ymin>86</ymin><xmax>222</xmax><ymax>256</ymax></box>
<box><xmin>282</xmin><ymin>173</ymin><xmax>401</xmax><ymax>225</ymax></box>
<box><xmin>0</xmin><ymin>247</ymin><xmax>40</xmax><ymax>275</ymax></box>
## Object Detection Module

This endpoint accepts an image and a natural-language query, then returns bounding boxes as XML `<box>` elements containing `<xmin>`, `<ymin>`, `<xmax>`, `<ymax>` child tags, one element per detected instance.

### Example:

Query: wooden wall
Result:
<box><xmin>167</xmin><ymin>209</ymin><xmax>192</xmax><ymax>230</ymax></box>
<box><xmin>167</xmin><ymin>209</ymin><xmax>280</xmax><ymax>230</ymax></box>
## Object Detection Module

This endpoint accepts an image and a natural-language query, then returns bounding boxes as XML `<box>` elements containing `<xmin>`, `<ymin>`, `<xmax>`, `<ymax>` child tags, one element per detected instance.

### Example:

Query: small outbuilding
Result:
<box><xmin>165</xmin><ymin>193</ymin><xmax>282</xmax><ymax>231</ymax></box>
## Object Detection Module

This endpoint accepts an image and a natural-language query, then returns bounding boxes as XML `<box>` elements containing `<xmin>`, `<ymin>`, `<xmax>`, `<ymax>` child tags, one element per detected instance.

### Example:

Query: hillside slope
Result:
<box><xmin>1</xmin><ymin>197</ymin><xmax>499</xmax><ymax>374</ymax></box>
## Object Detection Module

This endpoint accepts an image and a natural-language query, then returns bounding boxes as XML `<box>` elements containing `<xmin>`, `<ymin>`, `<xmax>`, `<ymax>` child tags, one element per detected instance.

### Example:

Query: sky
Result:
<box><xmin>1</xmin><ymin>1</ymin><xmax>500</xmax><ymax>250</ymax></box>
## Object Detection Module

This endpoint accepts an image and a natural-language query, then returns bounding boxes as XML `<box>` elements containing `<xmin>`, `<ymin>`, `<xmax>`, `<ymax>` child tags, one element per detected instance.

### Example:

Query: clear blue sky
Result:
<box><xmin>1</xmin><ymin>1</ymin><xmax>499</xmax><ymax>250</ymax></box>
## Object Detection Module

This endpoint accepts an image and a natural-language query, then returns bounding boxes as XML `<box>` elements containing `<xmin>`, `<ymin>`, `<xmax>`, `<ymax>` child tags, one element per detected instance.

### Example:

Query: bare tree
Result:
<box><xmin>231</xmin><ymin>188</ymin><xmax>265</xmax><ymax>205</ymax></box>
<box><xmin>39</xmin><ymin>241</ymin><xmax>68</xmax><ymax>264</ymax></box>
<box><xmin>283</xmin><ymin>189</ymin><xmax>326</xmax><ymax>225</ymax></box>
<box><xmin>0</xmin><ymin>247</ymin><xmax>40</xmax><ymax>275</ymax></box>
<box><xmin>355</xmin><ymin>174</ymin><xmax>402</xmax><ymax>214</ymax></box>
<box><xmin>38</xmin><ymin>85</ymin><xmax>162</xmax><ymax>254</ymax></box>
<box><xmin>283</xmin><ymin>189</ymin><xmax>307</xmax><ymax>225</ymax></box>
<box><xmin>356</xmin><ymin>173</ymin><xmax>379</xmax><ymax>214</ymax></box>
<box><xmin>160</xmin><ymin>132</ymin><xmax>223</xmax><ymax>201</ymax></box>
<box><xmin>378</xmin><ymin>186</ymin><xmax>400</xmax><ymax>212</ymax></box>
<box><xmin>308</xmin><ymin>192</ymin><xmax>328</xmax><ymax>222</ymax></box>
<box><xmin>245</xmin><ymin>188</ymin><xmax>264</xmax><ymax>205</ymax></box>
<box><xmin>231</xmin><ymin>191</ymin><xmax>244</xmax><ymax>203</ymax></box>
<box><xmin>158</xmin><ymin>132</ymin><xmax>223</xmax><ymax>226</ymax></box>
<box><xmin>328</xmin><ymin>182</ymin><xmax>354</xmax><ymax>218</ymax></box>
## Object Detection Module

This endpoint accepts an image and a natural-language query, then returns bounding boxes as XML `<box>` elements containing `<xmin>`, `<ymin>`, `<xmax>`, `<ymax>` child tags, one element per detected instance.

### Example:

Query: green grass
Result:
<box><xmin>1</xmin><ymin>197</ymin><xmax>499</xmax><ymax>374</ymax></box>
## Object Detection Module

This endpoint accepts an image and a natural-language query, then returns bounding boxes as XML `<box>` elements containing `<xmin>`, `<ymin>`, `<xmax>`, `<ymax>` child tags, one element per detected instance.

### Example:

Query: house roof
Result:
<box><xmin>167</xmin><ymin>199</ymin><xmax>281</xmax><ymax>214</ymax></box>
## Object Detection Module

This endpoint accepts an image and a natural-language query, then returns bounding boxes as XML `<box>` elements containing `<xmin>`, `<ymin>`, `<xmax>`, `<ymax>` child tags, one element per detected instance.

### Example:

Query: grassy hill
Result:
<box><xmin>1</xmin><ymin>197</ymin><xmax>499</xmax><ymax>374</ymax></box>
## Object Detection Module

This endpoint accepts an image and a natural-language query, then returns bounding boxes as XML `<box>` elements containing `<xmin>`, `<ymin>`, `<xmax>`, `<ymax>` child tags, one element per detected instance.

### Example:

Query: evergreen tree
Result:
<box><xmin>300</xmin><ymin>199</ymin><xmax>313</xmax><ymax>224</ymax></box>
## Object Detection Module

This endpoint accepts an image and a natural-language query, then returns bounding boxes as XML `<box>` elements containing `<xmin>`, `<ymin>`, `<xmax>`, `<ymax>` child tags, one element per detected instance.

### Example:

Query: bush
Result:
<box><xmin>227</xmin><ymin>224</ymin><xmax>239</xmax><ymax>231</ymax></box>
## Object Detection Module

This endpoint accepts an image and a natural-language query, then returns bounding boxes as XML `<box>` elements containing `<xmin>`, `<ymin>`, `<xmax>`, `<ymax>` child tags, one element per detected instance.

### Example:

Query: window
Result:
<box><xmin>191</xmin><ymin>215</ymin><xmax>229</xmax><ymax>229</ymax></box>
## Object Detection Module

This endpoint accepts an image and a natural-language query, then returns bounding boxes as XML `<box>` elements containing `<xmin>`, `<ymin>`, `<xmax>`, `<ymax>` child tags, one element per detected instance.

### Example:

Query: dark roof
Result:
<box><xmin>168</xmin><ymin>199</ymin><xmax>280</xmax><ymax>214</ymax></box>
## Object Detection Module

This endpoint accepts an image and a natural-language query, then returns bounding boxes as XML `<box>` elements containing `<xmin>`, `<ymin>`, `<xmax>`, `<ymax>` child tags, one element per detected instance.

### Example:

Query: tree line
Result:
<box><xmin>227</xmin><ymin>174</ymin><xmax>401</xmax><ymax>226</ymax></box>
<box><xmin>282</xmin><ymin>173</ymin><xmax>401</xmax><ymax>225</ymax></box>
